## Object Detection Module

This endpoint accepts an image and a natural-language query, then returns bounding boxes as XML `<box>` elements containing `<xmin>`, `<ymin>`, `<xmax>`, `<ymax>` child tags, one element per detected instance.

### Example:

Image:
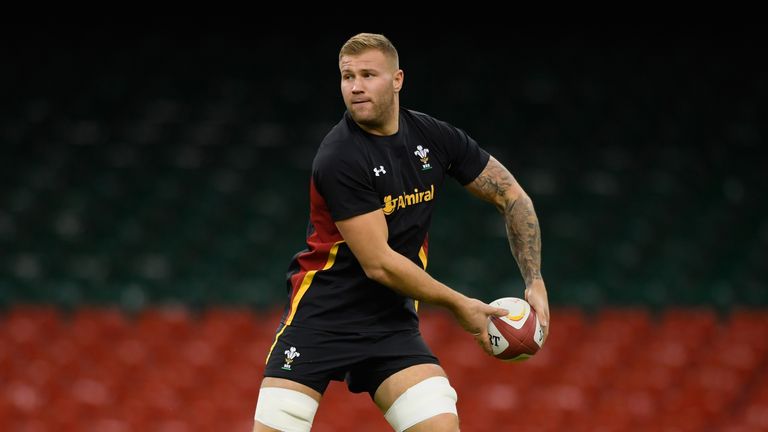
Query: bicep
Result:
<box><xmin>464</xmin><ymin>156</ymin><xmax>525</xmax><ymax>210</ymax></box>
<box><xmin>335</xmin><ymin>208</ymin><xmax>390</xmax><ymax>268</ymax></box>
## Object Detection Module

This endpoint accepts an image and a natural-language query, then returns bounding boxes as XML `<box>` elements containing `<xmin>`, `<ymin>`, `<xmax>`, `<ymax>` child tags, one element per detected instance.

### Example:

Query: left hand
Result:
<box><xmin>525</xmin><ymin>279</ymin><xmax>550</xmax><ymax>343</ymax></box>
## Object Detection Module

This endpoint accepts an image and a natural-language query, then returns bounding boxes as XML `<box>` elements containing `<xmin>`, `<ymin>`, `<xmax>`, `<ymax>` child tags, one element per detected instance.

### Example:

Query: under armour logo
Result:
<box><xmin>373</xmin><ymin>166</ymin><xmax>387</xmax><ymax>176</ymax></box>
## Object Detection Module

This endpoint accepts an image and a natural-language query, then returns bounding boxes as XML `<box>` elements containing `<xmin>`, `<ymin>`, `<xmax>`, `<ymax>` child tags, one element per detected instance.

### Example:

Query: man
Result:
<box><xmin>253</xmin><ymin>33</ymin><xmax>549</xmax><ymax>432</ymax></box>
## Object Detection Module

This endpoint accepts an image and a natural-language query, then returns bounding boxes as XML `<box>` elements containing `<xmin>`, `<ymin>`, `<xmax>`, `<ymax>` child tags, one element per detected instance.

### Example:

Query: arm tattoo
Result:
<box><xmin>504</xmin><ymin>195</ymin><xmax>542</xmax><ymax>286</ymax></box>
<box><xmin>471</xmin><ymin>162</ymin><xmax>514</xmax><ymax>213</ymax></box>
<box><xmin>472</xmin><ymin>164</ymin><xmax>542</xmax><ymax>286</ymax></box>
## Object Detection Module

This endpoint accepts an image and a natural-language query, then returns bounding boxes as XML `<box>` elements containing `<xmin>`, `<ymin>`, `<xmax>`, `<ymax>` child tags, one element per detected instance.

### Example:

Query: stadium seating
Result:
<box><xmin>1</xmin><ymin>306</ymin><xmax>767</xmax><ymax>431</ymax></box>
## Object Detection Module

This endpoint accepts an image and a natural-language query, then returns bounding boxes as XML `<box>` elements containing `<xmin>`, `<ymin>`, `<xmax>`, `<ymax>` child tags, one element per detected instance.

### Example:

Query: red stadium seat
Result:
<box><xmin>69</xmin><ymin>307</ymin><xmax>129</xmax><ymax>350</ymax></box>
<box><xmin>2</xmin><ymin>305</ymin><xmax>765</xmax><ymax>431</ymax></box>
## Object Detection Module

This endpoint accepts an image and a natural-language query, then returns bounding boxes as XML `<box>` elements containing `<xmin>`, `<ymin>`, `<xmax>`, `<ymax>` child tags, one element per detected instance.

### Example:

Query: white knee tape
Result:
<box><xmin>254</xmin><ymin>387</ymin><xmax>319</xmax><ymax>432</ymax></box>
<box><xmin>384</xmin><ymin>376</ymin><xmax>458</xmax><ymax>432</ymax></box>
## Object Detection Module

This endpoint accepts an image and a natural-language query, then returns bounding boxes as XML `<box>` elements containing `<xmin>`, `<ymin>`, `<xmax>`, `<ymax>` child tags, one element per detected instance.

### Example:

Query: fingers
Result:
<box><xmin>534</xmin><ymin>307</ymin><xmax>550</xmax><ymax>343</ymax></box>
<box><xmin>460</xmin><ymin>299</ymin><xmax>506</xmax><ymax>356</ymax></box>
<box><xmin>526</xmin><ymin>296</ymin><xmax>548</xmax><ymax>325</ymax></box>
<box><xmin>475</xmin><ymin>329</ymin><xmax>494</xmax><ymax>356</ymax></box>
<box><xmin>538</xmin><ymin>307</ymin><xmax>550</xmax><ymax>327</ymax></box>
<box><xmin>539</xmin><ymin>317</ymin><xmax>550</xmax><ymax>343</ymax></box>
<box><xmin>535</xmin><ymin>303</ymin><xmax>550</xmax><ymax>339</ymax></box>
<box><xmin>492</xmin><ymin>307</ymin><xmax>509</xmax><ymax>317</ymax></box>
<box><xmin>525</xmin><ymin>284</ymin><xmax>550</xmax><ymax>341</ymax></box>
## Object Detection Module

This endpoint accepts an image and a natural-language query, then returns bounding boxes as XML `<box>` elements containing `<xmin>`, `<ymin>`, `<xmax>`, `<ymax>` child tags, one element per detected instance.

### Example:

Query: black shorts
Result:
<box><xmin>263</xmin><ymin>324</ymin><xmax>439</xmax><ymax>396</ymax></box>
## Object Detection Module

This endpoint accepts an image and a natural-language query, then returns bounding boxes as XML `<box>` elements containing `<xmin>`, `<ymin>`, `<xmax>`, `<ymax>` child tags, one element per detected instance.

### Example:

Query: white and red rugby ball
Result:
<box><xmin>487</xmin><ymin>297</ymin><xmax>544</xmax><ymax>361</ymax></box>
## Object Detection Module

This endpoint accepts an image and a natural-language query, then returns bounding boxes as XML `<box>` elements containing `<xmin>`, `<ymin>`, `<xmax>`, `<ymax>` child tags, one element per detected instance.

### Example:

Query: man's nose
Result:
<box><xmin>351</xmin><ymin>78</ymin><xmax>364</xmax><ymax>92</ymax></box>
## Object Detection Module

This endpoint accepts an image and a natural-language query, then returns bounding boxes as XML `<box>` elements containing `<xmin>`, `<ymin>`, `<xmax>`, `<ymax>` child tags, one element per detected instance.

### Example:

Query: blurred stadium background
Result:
<box><xmin>2</xmin><ymin>20</ymin><xmax>766</xmax><ymax>431</ymax></box>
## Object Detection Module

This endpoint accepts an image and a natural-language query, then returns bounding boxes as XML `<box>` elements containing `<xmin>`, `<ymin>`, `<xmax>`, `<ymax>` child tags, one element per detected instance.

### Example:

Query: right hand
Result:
<box><xmin>452</xmin><ymin>297</ymin><xmax>508</xmax><ymax>355</ymax></box>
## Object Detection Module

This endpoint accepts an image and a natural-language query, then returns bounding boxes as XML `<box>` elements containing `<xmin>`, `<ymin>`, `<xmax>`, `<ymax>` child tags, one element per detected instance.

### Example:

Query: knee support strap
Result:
<box><xmin>384</xmin><ymin>376</ymin><xmax>458</xmax><ymax>432</ymax></box>
<box><xmin>254</xmin><ymin>387</ymin><xmax>319</xmax><ymax>432</ymax></box>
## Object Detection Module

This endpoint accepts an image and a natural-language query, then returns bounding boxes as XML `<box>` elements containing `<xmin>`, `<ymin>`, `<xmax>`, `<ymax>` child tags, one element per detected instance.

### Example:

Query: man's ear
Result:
<box><xmin>393</xmin><ymin>69</ymin><xmax>404</xmax><ymax>92</ymax></box>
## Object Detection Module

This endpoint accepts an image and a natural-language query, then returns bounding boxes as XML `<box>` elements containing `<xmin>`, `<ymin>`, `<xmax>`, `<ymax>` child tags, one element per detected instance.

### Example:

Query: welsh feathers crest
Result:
<box><xmin>282</xmin><ymin>346</ymin><xmax>301</xmax><ymax>370</ymax></box>
<box><xmin>414</xmin><ymin>145</ymin><xmax>432</xmax><ymax>171</ymax></box>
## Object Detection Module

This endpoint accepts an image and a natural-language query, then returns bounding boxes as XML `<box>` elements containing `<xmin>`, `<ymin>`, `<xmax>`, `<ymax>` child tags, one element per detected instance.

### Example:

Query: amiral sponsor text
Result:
<box><xmin>382</xmin><ymin>185</ymin><xmax>435</xmax><ymax>215</ymax></box>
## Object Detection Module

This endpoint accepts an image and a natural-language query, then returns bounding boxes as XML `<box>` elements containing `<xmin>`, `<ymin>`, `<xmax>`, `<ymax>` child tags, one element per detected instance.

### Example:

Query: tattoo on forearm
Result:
<box><xmin>472</xmin><ymin>163</ymin><xmax>542</xmax><ymax>286</ymax></box>
<box><xmin>472</xmin><ymin>163</ymin><xmax>514</xmax><ymax>213</ymax></box>
<box><xmin>505</xmin><ymin>196</ymin><xmax>542</xmax><ymax>286</ymax></box>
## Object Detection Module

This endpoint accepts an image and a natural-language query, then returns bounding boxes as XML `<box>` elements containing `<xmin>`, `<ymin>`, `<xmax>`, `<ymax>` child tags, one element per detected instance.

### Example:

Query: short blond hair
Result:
<box><xmin>339</xmin><ymin>33</ymin><xmax>399</xmax><ymax>69</ymax></box>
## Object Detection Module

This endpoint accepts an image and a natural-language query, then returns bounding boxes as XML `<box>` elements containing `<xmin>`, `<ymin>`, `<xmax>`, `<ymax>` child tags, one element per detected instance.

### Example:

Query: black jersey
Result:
<box><xmin>280</xmin><ymin>109</ymin><xmax>490</xmax><ymax>332</ymax></box>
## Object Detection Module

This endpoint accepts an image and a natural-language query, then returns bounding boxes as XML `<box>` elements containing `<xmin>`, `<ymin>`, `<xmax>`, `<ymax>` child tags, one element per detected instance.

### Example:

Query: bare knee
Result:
<box><xmin>405</xmin><ymin>412</ymin><xmax>459</xmax><ymax>432</ymax></box>
<box><xmin>252</xmin><ymin>421</ymin><xmax>280</xmax><ymax>432</ymax></box>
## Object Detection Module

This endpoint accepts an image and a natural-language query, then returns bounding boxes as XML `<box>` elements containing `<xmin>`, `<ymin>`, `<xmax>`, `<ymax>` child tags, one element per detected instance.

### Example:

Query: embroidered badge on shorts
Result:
<box><xmin>282</xmin><ymin>346</ymin><xmax>301</xmax><ymax>370</ymax></box>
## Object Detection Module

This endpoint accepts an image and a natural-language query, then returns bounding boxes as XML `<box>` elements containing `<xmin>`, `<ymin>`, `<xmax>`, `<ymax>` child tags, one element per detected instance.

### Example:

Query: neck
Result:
<box><xmin>360</xmin><ymin>103</ymin><xmax>400</xmax><ymax>137</ymax></box>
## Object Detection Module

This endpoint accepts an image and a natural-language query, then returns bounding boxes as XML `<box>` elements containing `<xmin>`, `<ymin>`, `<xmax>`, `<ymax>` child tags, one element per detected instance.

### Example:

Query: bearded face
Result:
<box><xmin>339</xmin><ymin>49</ymin><xmax>403</xmax><ymax>135</ymax></box>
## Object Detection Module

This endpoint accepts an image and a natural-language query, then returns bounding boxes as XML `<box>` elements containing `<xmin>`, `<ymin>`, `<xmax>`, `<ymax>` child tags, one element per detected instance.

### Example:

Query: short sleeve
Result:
<box><xmin>440</xmin><ymin>123</ymin><xmax>490</xmax><ymax>185</ymax></box>
<box><xmin>313</xmin><ymin>149</ymin><xmax>381</xmax><ymax>221</ymax></box>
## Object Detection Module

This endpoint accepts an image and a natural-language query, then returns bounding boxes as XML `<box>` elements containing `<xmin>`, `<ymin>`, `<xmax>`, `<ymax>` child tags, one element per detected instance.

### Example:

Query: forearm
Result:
<box><xmin>504</xmin><ymin>193</ymin><xmax>543</xmax><ymax>287</ymax></box>
<box><xmin>335</xmin><ymin>209</ymin><xmax>466</xmax><ymax>311</ymax></box>
<box><xmin>465</xmin><ymin>156</ymin><xmax>543</xmax><ymax>287</ymax></box>
<box><xmin>365</xmin><ymin>249</ymin><xmax>467</xmax><ymax>311</ymax></box>
<box><xmin>464</xmin><ymin>156</ymin><xmax>549</xmax><ymax>333</ymax></box>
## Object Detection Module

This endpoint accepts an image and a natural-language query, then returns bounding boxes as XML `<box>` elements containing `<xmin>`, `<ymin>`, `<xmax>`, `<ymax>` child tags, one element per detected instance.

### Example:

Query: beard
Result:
<box><xmin>347</xmin><ymin>94</ymin><xmax>395</xmax><ymax>133</ymax></box>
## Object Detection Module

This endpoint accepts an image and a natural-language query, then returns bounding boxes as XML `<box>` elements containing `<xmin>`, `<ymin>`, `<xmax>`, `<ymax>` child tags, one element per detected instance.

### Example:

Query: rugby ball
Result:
<box><xmin>487</xmin><ymin>297</ymin><xmax>544</xmax><ymax>361</ymax></box>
